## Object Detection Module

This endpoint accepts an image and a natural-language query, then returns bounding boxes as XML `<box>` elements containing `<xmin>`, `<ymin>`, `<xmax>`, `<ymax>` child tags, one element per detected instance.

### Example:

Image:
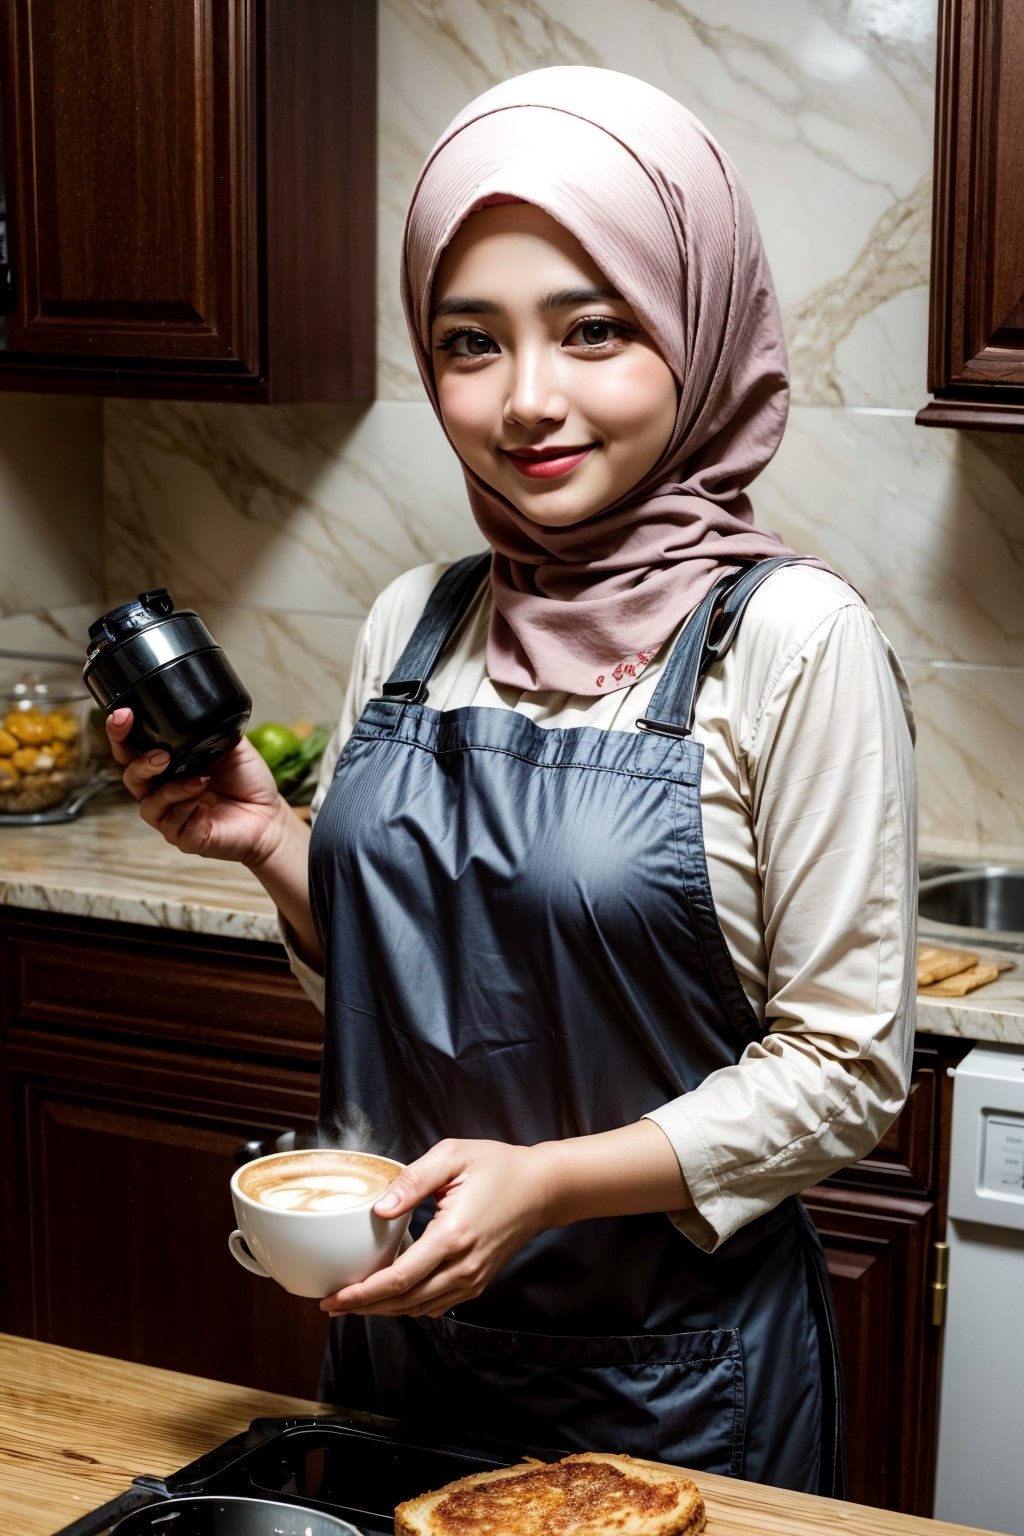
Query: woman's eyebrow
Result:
<box><xmin>540</xmin><ymin>286</ymin><xmax>622</xmax><ymax>310</ymax></box>
<box><xmin>431</xmin><ymin>286</ymin><xmax>623</xmax><ymax>323</ymax></box>
<box><xmin>431</xmin><ymin>296</ymin><xmax>499</xmax><ymax>320</ymax></box>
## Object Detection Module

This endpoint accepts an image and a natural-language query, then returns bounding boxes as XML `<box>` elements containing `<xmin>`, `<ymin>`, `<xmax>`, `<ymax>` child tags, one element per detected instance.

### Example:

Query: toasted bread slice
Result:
<box><xmin>393</xmin><ymin>1450</ymin><xmax>705</xmax><ymax>1536</ymax></box>
<box><xmin>917</xmin><ymin>943</ymin><xmax>979</xmax><ymax>987</ymax></box>
<box><xmin>919</xmin><ymin>959</ymin><xmax>1003</xmax><ymax>995</ymax></box>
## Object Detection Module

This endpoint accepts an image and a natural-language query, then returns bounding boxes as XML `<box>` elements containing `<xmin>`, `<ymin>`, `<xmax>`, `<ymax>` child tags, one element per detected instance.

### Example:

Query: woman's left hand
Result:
<box><xmin>320</xmin><ymin>1138</ymin><xmax>555</xmax><ymax>1319</ymax></box>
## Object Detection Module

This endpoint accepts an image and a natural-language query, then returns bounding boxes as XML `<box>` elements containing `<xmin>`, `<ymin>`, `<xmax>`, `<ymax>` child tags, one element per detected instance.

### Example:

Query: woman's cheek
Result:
<box><xmin>438</xmin><ymin>372</ymin><xmax>492</xmax><ymax>440</ymax></box>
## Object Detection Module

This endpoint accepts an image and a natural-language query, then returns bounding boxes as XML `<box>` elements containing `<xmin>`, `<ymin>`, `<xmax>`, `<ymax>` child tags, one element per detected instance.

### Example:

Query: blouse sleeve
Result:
<box><xmin>644</xmin><ymin>597</ymin><xmax>918</xmax><ymax>1252</ymax></box>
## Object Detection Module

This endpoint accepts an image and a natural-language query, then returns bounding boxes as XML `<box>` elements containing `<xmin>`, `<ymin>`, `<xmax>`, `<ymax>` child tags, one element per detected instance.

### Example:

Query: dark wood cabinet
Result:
<box><xmin>0</xmin><ymin>910</ymin><xmax>332</xmax><ymax>1400</ymax></box>
<box><xmin>0</xmin><ymin>0</ymin><xmax>376</xmax><ymax>401</ymax></box>
<box><xmin>803</xmin><ymin>1036</ymin><xmax>969</xmax><ymax>1517</ymax></box>
<box><xmin>918</xmin><ymin>0</ymin><xmax>1024</xmax><ymax>429</ymax></box>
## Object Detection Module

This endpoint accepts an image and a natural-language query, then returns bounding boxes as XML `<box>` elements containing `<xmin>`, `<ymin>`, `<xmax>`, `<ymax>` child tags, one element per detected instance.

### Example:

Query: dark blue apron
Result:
<box><xmin>310</xmin><ymin>554</ymin><xmax>845</xmax><ymax>1496</ymax></box>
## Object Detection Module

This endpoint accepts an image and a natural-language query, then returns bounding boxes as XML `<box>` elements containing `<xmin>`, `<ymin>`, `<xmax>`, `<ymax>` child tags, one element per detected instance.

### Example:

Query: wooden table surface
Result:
<box><xmin>0</xmin><ymin>1331</ymin><xmax>1009</xmax><ymax>1536</ymax></box>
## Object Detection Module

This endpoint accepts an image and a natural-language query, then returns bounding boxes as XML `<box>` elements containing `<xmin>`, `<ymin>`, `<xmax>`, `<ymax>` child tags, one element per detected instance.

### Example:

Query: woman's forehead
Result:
<box><xmin>432</xmin><ymin>204</ymin><xmax>618</xmax><ymax>305</ymax></box>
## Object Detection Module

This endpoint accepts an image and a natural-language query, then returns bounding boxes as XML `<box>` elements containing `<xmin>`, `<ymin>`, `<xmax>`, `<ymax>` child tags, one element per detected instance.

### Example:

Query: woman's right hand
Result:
<box><xmin>106</xmin><ymin>707</ymin><xmax>290</xmax><ymax>867</ymax></box>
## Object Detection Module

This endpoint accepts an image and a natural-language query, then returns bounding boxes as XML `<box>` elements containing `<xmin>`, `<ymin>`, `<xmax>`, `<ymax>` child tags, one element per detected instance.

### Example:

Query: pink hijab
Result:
<box><xmin>402</xmin><ymin>66</ymin><xmax>801</xmax><ymax>696</ymax></box>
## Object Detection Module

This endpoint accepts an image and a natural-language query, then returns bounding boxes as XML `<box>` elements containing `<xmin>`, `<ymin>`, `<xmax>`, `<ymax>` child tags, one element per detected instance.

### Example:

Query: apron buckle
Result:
<box><xmin>636</xmin><ymin>713</ymin><xmax>693</xmax><ymax>739</ymax></box>
<box><xmin>382</xmin><ymin>679</ymin><xmax>430</xmax><ymax>704</ymax></box>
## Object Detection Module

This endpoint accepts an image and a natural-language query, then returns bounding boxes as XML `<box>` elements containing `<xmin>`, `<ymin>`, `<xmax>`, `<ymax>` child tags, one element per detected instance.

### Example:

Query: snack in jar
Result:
<box><xmin>0</xmin><ymin>652</ymin><xmax>95</xmax><ymax>820</ymax></box>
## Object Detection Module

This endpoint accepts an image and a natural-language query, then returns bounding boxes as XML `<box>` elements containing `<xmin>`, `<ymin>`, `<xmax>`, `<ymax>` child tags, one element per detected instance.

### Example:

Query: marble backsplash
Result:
<box><xmin>2</xmin><ymin>0</ymin><xmax>1022</xmax><ymax>860</ymax></box>
<box><xmin>0</xmin><ymin>395</ymin><xmax>103</xmax><ymax>660</ymax></box>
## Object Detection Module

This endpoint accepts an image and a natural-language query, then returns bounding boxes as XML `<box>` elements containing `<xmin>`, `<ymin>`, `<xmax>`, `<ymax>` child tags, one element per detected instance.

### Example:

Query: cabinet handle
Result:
<box><xmin>0</xmin><ymin>81</ymin><xmax>13</xmax><ymax>316</ymax></box>
<box><xmin>930</xmin><ymin>1241</ymin><xmax>950</xmax><ymax>1327</ymax></box>
<box><xmin>233</xmin><ymin>1129</ymin><xmax>299</xmax><ymax>1166</ymax></box>
<box><xmin>0</xmin><ymin>205</ymin><xmax>13</xmax><ymax>314</ymax></box>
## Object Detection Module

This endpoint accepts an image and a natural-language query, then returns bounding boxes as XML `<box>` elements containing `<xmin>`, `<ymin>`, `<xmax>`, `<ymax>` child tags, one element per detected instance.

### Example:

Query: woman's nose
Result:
<box><xmin>503</xmin><ymin>346</ymin><xmax>567</xmax><ymax>427</ymax></box>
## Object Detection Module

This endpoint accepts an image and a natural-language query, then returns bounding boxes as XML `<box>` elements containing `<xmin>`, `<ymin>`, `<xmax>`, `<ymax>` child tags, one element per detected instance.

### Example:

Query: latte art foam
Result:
<box><xmin>259</xmin><ymin>1174</ymin><xmax>380</xmax><ymax>1212</ymax></box>
<box><xmin>237</xmin><ymin>1149</ymin><xmax>395</xmax><ymax>1213</ymax></box>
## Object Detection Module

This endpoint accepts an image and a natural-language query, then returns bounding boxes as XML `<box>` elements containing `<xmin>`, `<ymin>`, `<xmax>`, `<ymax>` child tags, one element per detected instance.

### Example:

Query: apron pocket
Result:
<box><xmin>422</xmin><ymin>1313</ymin><xmax>746</xmax><ymax>1477</ymax></box>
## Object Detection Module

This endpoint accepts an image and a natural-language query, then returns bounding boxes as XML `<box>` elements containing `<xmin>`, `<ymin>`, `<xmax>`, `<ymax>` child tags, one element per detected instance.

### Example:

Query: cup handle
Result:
<box><xmin>228</xmin><ymin>1229</ymin><xmax>270</xmax><ymax>1279</ymax></box>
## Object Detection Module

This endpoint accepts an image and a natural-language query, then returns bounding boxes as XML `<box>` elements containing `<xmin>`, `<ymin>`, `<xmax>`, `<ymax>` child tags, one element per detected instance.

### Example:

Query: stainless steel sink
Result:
<box><xmin>919</xmin><ymin>866</ymin><xmax>1024</xmax><ymax>938</ymax></box>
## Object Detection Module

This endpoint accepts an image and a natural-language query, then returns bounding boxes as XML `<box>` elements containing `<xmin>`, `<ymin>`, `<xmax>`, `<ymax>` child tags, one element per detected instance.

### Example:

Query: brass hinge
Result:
<box><xmin>930</xmin><ymin>1241</ymin><xmax>950</xmax><ymax>1327</ymax></box>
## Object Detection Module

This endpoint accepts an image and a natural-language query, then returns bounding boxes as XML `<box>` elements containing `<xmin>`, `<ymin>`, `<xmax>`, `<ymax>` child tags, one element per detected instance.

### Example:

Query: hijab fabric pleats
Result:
<box><xmin>402</xmin><ymin>66</ymin><xmax>802</xmax><ymax>696</ymax></box>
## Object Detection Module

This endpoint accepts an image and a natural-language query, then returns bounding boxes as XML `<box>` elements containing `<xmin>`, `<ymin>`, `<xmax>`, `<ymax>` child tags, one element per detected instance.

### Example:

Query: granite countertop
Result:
<box><xmin>0</xmin><ymin>786</ymin><xmax>281</xmax><ymax>943</ymax></box>
<box><xmin>1</xmin><ymin>791</ymin><xmax>1022</xmax><ymax>1047</ymax></box>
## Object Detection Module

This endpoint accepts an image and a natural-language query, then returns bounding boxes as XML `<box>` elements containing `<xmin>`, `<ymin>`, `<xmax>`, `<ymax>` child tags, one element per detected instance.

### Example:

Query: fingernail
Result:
<box><xmin>111</xmin><ymin>708</ymin><xmax>131</xmax><ymax>726</ymax></box>
<box><xmin>186</xmin><ymin>775</ymin><xmax>210</xmax><ymax>788</ymax></box>
<box><xmin>376</xmin><ymin>1191</ymin><xmax>400</xmax><ymax>1211</ymax></box>
<box><xmin>148</xmin><ymin>751</ymin><xmax>170</xmax><ymax>767</ymax></box>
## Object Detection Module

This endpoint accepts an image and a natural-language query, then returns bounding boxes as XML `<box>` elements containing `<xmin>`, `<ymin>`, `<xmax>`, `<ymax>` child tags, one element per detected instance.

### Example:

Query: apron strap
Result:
<box><xmin>382</xmin><ymin>551</ymin><xmax>804</xmax><ymax>718</ymax></box>
<box><xmin>382</xmin><ymin>551</ymin><xmax>491</xmax><ymax>704</ymax></box>
<box><xmin>640</xmin><ymin>557</ymin><xmax>805</xmax><ymax>738</ymax></box>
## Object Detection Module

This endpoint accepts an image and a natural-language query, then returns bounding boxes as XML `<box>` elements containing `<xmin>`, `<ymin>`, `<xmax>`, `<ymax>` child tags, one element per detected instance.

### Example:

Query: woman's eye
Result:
<box><xmin>436</xmin><ymin>328</ymin><xmax>497</xmax><ymax>358</ymax></box>
<box><xmin>566</xmin><ymin>318</ymin><xmax>633</xmax><ymax>349</ymax></box>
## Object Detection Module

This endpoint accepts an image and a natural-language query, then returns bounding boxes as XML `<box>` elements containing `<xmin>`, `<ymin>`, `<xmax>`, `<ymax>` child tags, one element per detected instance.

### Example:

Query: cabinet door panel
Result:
<box><xmin>963</xmin><ymin>0</ymin><xmax>1024</xmax><ymax>380</ymax></box>
<box><xmin>4</xmin><ymin>1050</ymin><xmax>328</xmax><ymax>1400</ymax></box>
<box><xmin>0</xmin><ymin>0</ymin><xmax>258</xmax><ymax>368</ymax></box>
<box><xmin>804</xmin><ymin>1188</ymin><xmax>938</xmax><ymax>1517</ymax></box>
<box><xmin>919</xmin><ymin>0</ymin><xmax>1024</xmax><ymax>425</ymax></box>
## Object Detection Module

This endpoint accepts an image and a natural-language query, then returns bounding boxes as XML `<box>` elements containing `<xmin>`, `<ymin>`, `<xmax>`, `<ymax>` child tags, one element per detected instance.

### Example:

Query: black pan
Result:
<box><xmin>108</xmin><ymin>1496</ymin><xmax>364</xmax><ymax>1536</ymax></box>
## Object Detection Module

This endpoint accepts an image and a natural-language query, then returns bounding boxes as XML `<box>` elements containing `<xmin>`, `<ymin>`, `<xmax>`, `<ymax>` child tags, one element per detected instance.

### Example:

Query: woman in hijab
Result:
<box><xmin>109</xmin><ymin>67</ymin><xmax>916</xmax><ymax>1496</ymax></box>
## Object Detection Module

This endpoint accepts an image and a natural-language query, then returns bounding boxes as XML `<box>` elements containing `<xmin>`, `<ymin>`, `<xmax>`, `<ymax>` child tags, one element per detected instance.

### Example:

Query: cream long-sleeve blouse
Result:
<box><xmin>287</xmin><ymin>560</ymin><xmax>918</xmax><ymax>1253</ymax></box>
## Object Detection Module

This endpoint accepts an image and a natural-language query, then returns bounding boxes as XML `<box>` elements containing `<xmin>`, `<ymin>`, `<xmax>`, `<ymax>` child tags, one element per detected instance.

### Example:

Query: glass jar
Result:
<box><xmin>0</xmin><ymin>652</ymin><xmax>98</xmax><ymax>821</ymax></box>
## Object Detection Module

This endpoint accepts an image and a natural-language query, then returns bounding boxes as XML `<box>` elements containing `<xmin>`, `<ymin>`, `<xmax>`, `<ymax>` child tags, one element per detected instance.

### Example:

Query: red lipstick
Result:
<box><xmin>501</xmin><ymin>446</ymin><xmax>594</xmax><ymax>480</ymax></box>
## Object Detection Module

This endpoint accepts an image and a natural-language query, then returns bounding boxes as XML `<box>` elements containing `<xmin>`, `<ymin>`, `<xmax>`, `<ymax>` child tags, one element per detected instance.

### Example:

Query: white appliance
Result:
<box><xmin>934</xmin><ymin>1044</ymin><xmax>1024</xmax><ymax>1534</ymax></box>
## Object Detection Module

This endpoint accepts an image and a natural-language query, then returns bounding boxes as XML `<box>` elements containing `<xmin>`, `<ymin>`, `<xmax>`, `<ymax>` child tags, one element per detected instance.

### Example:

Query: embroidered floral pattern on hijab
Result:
<box><xmin>402</xmin><ymin>66</ymin><xmax>803</xmax><ymax>697</ymax></box>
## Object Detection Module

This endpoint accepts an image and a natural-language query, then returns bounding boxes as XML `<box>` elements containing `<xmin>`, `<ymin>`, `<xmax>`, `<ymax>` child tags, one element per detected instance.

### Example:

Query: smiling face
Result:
<box><xmin>430</xmin><ymin>203</ymin><xmax>679</xmax><ymax>529</ymax></box>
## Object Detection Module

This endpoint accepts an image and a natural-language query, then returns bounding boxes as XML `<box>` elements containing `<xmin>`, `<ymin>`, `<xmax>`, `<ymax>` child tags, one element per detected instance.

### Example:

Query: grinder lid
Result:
<box><xmin>85</xmin><ymin>589</ymin><xmax>178</xmax><ymax>660</ymax></box>
<box><xmin>83</xmin><ymin>590</ymin><xmax>220</xmax><ymax>708</ymax></box>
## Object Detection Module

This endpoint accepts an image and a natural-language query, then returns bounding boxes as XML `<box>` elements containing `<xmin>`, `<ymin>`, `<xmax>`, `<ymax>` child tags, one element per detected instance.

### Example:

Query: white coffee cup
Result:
<box><xmin>228</xmin><ymin>1147</ymin><xmax>409</xmax><ymax>1298</ymax></box>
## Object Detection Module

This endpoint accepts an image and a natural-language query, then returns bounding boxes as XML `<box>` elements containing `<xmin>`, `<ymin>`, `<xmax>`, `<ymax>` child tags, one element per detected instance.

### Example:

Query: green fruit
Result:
<box><xmin>247</xmin><ymin>720</ymin><xmax>302</xmax><ymax>770</ymax></box>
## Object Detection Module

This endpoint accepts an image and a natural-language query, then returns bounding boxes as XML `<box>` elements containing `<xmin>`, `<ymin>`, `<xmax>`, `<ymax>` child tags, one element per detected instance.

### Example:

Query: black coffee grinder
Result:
<box><xmin>83</xmin><ymin>590</ymin><xmax>252</xmax><ymax>779</ymax></box>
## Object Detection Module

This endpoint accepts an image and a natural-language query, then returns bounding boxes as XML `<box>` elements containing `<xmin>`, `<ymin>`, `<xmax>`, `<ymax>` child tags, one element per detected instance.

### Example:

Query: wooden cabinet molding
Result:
<box><xmin>0</xmin><ymin>0</ymin><xmax>376</xmax><ymax>402</ymax></box>
<box><xmin>803</xmin><ymin>1036</ymin><xmax>968</xmax><ymax>1517</ymax></box>
<box><xmin>0</xmin><ymin>907</ymin><xmax>327</xmax><ymax>1398</ymax></box>
<box><xmin>3</xmin><ymin>917</ymin><xmax>324</xmax><ymax>1064</ymax></box>
<box><xmin>2</xmin><ymin>1047</ymin><xmax>325</xmax><ymax>1395</ymax></box>
<box><xmin>918</xmin><ymin>0</ymin><xmax>1024</xmax><ymax>429</ymax></box>
<box><xmin>804</xmin><ymin>1187</ymin><xmax>940</xmax><ymax>1517</ymax></box>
